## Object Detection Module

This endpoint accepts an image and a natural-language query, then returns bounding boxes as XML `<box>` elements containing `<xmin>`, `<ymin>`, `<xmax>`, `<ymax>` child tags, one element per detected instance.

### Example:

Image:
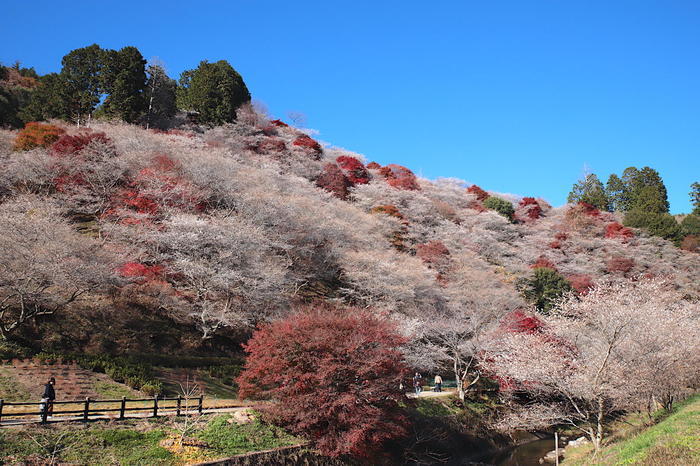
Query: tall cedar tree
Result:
<box><xmin>606</xmin><ymin>174</ymin><xmax>626</xmax><ymax>212</ymax></box>
<box><xmin>60</xmin><ymin>44</ymin><xmax>105</xmax><ymax>125</ymax></box>
<box><xmin>691</xmin><ymin>182</ymin><xmax>700</xmax><ymax>215</ymax></box>
<box><xmin>237</xmin><ymin>304</ymin><xmax>409</xmax><ymax>459</ymax></box>
<box><xmin>100</xmin><ymin>46</ymin><xmax>147</xmax><ymax>123</ymax></box>
<box><xmin>177</xmin><ymin>60</ymin><xmax>250</xmax><ymax>125</ymax></box>
<box><xmin>567</xmin><ymin>173</ymin><xmax>610</xmax><ymax>211</ymax></box>
<box><xmin>17</xmin><ymin>73</ymin><xmax>69</xmax><ymax>123</ymax></box>
<box><xmin>144</xmin><ymin>64</ymin><xmax>177</xmax><ymax>129</ymax></box>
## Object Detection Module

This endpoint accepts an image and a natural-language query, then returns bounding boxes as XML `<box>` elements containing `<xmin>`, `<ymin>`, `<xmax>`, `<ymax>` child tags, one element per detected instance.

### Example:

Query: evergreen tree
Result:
<box><xmin>606</xmin><ymin>173</ymin><xmax>627</xmax><ymax>212</ymax></box>
<box><xmin>0</xmin><ymin>64</ymin><xmax>40</xmax><ymax>127</ymax></box>
<box><xmin>100</xmin><ymin>46</ymin><xmax>147</xmax><ymax>123</ymax></box>
<box><xmin>518</xmin><ymin>268</ymin><xmax>573</xmax><ymax>314</ymax></box>
<box><xmin>691</xmin><ymin>182</ymin><xmax>700</xmax><ymax>215</ymax></box>
<box><xmin>624</xmin><ymin>211</ymin><xmax>682</xmax><ymax>243</ymax></box>
<box><xmin>144</xmin><ymin>64</ymin><xmax>177</xmax><ymax>129</ymax></box>
<box><xmin>18</xmin><ymin>73</ymin><xmax>69</xmax><ymax>122</ymax></box>
<box><xmin>60</xmin><ymin>44</ymin><xmax>105</xmax><ymax>125</ymax></box>
<box><xmin>177</xmin><ymin>60</ymin><xmax>250</xmax><ymax>125</ymax></box>
<box><xmin>681</xmin><ymin>214</ymin><xmax>700</xmax><ymax>237</ymax></box>
<box><xmin>567</xmin><ymin>173</ymin><xmax>610</xmax><ymax>210</ymax></box>
<box><xmin>630</xmin><ymin>167</ymin><xmax>670</xmax><ymax>213</ymax></box>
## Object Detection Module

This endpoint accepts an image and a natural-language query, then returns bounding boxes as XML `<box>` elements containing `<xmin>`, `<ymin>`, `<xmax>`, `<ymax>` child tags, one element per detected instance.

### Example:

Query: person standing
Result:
<box><xmin>434</xmin><ymin>374</ymin><xmax>443</xmax><ymax>392</ymax></box>
<box><xmin>413</xmin><ymin>372</ymin><xmax>423</xmax><ymax>395</ymax></box>
<box><xmin>42</xmin><ymin>377</ymin><xmax>56</xmax><ymax>418</ymax></box>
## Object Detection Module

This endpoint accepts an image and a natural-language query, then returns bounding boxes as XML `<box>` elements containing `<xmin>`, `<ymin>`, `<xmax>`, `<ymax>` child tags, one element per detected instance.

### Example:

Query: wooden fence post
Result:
<box><xmin>153</xmin><ymin>396</ymin><xmax>158</xmax><ymax>417</ymax></box>
<box><xmin>198</xmin><ymin>395</ymin><xmax>203</xmax><ymax>415</ymax></box>
<box><xmin>176</xmin><ymin>395</ymin><xmax>182</xmax><ymax>416</ymax></box>
<box><xmin>83</xmin><ymin>397</ymin><xmax>90</xmax><ymax>422</ymax></box>
<box><xmin>40</xmin><ymin>399</ymin><xmax>48</xmax><ymax>424</ymax></box>
<box><xmin>0</xmin><ymin>399</ymin><xmax>4</xmax><ymax>424</ymax></box>
<box><xmin>119</xmin><ymin>397</ymin><xmax>126</xmax><ymax>420</ymax></box>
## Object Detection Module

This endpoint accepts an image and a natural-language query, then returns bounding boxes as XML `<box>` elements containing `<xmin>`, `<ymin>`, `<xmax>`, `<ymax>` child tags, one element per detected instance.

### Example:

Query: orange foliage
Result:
<box><xmin>466</xmin><ymin>185</ymin><xmax>489</xmax><ymax>202</ymax></box>
<box><xmin>13</xmin><ymin>122</ymin><xmax>65</xmax><ymax>151</ymax></box>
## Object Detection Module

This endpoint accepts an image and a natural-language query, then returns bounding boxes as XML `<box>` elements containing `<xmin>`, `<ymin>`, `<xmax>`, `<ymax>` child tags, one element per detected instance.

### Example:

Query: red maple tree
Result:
<box><xmin>237</xmin><ymin>304</ymin><xmax>410</xmax><ymax>459</ymax></box>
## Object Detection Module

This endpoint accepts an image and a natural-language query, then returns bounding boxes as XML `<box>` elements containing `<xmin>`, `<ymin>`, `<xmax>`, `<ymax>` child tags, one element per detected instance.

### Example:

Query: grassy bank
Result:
<box><xmin>564</xmin><ymin>394</ymin><xmax>700</xmax><ymax>465</ymax></box>
<box><xmin>0</xmin><ymin>412</ymin><xmax>300</xmax><ymax>465</ymax></box>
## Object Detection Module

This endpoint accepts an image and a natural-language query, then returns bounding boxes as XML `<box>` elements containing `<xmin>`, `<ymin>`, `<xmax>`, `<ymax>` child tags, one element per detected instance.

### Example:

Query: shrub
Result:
<box><xmin>515</xmin><ymin>197</ymin><xmax>543</xmax><ymax>222</ymax></box>
<box><xmin>484</xmin><ymin>196</ymin><xmax>515</xmax><ymax>221</ymax></box>
<box><xmin>502</xmin><ymin>309</ymin><xmax>545</xmax><ymax>334</ymax></box>
<box><xmin>623</xmin><ymin>210</ymin><xmax>682</xmax><ymax>243</ymax></box>
<box><xmin>566</xmin><ymin>274</ymin><xmax>594</xmax><ymax>295</ymax></box>
<box><xmin>13</xmin><ymin>122</ymin><xmax>64</xmax><ymax>151</ymax></box>
<box><xmin>316</xmin><ymin>163</ymin><xmax>352</xmax><ymax>200</ymax></box>
<box><xmin>680</xmin><ymin>235</ymin><xmax>699</xmax><ymax>252</ymax></box>
<box><xmin>269</xmin><ymin>119</ymin><xmax>288</xmax><ymax>127</ymax></box>
<box><xmin>237</xmin><ymin>304</ymin><xmax>409</xmax><ymax>459</ymax></box>
<box><xmin>51</xmin><ymin>131</ymin><xmax>111</xmax><ymax>157</ymax></box>
<box><xmin>466</xmin><ymin>185</ymin><xmax>489</xmax><ymax>201</ymax></box>
<box><xmin>605</xmin><ymin>222</ymin><xmax>634</xmax><ymax>240</ymax></box>
<box><xmin>377</xmin><ymin>164</ymin><xmax>420</xmax><ymax>190</ymax></box>
<box><xmin>680</xmin><ymin>214</ymin><xmax>700</xmax><ymax>237</ymax></box>
<box><xmin>292</xmin><ymin>135</ymin><xmax>322</xmax><ymax>155</ymax></box>
<box><xmin>530</xmin><ymin>255</ymin><xmax>557</xmax><ymax>271</ymax></box>
<box><xmin>336</xmin><ymin>156</ymin><xmax>370</xmax><ymax>184</ymax></box>
<box><xmin>117</xmin><ymin>262</ymin><xmax>165</xmax><ymax>282</ymax></box>
<box><xmin>577</xmin><ymin>201</ymin><xmax>601</xmax><ymax>217</ymax></box>
<box><xmin>248</xmin><ymin>137</ymin><xmax>286</xmax><ymax>154</ymax></box>
<box><xmin>370</xmin><ymin>205</ymin><xmax>408</xmax><ymax>250</ymax></box>
<box><xmin>140</xmin><ymin>381</ymin><xmax>163</xmax><ymax>396</ymax></box>
<box><xmin>366</xmin><ymin>161</ymin><xmax>382</xmax><ymax>170</ymax></box>
<box><xmin>606</xmin><ymin>256</ymin><xmax>635</xmax><ymax>274</ymax></box>
<box><xmin>517</xmin><ymin>268</ymin><xmax>572</xmax><ymax>314</ymax></box>
<box><xmin>416</xmin><ymin>241</ymin><xmax>450</xmax><ymax>277</ymax></box>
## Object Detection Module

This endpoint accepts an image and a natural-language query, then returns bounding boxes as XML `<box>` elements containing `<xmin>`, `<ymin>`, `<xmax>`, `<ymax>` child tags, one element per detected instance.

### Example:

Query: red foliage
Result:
<box><xmin>554</xmin><ymin>232</ymin><xmax>568</xmax><ymax>241</ymax></box>
<box><xmin>51</xmin><ymin>131</ymin><xmax>111</xmax><ymax>157</ymax></box>
<box><xmin>370</xmin><ymin>204</ymin><xmax>406</xmax><ymax>222</ymax></box>
<box><xmin>516</xmin><ymin>197</ymin><xmax>543</xmax><ymax>221</ymax></box>
<box><xmin>530</xmin><ymin>255</ymin><xmax>557</xmax><ymax>271</ymax></box>
<box><xmin>270</xmin><ymin>119</ymin><xmax>288</xmax><ymax>127</ymax></box>
<box><xmin>366</xmin><ymin>161</ymin><xmax>382</xmax><ymax>170</ymax></box>
<box><xmin>681</xmin><ymin>235</ymin><xmax>700</xmax><ymax>253</ymax></box>
<box><xmin>549</xmin><ymin>240</ymin><xmax>562</xmax><ymax>249</ymax></box>
<box><xmin>566</xmin><ymin>274</ymin><xmax>594</xmax><ymax>295</ymax></box>
<box><xmin>292</xmin><ymin>135</ymin><xmax>322</xmax><ymax>154</ymax></box>
<box><xmin>248</xmin><ymin>137</ymin><xmax>286</xmax><ymax>154</ymax></box>
<box><xmin>502</xmin><ymin>309</ymin><xmax>545</xmax><ymax>334</ymax></box>
<box><xmin>416</xmin><ymin>241</ymin><xmax>451</xmax><ymax>275</ymax></box>
<box><xmin>606</xmin><ymin>256</ymin><xmax>635</xmax><ymax>274</ymax></box>
<box><xmin>466</xmin><ymin>185</ymin><xmax>489</xmax><ymax>202</ymax></box>
<box><xmin>605</xmin><ymin>222</ymin><xmax>634</xmax><ymax>240</ymax></box>
<box><xmin>336</xmin><ymin>156</ymin><xmax>370</xmax><ymax>185</ymax></box>
<box><xmin>237</xmin><ymin>304</ymin><xmax>410</xmax><ymax>459</ymax></box>
<box><xmin>578</xmin><ymin>201</ymin><xmax>601</xmax><ymax>217</ymax></box>
<box><xmin>381</xmin><ymin>164</ymin><xmax>420</xmax><ymax>191</ymax></box>
<box><xmin>467</xmin><ymin>200</ymin><xmax>487</xmax><ymax>213</ymax></box>
<box><xmin>118</xmin><ymin>262</ymin><xmax>165</xmax><ymax>282</ymax></box>
<box><xmin>316</xmin><ymin>163</ymin><xmax>352</xmax><ymax>200</ymax></box>
<box><xmin>13</xmin><ymin>122</ymin><xmax>65</xmax><ymax>151</ymax></box>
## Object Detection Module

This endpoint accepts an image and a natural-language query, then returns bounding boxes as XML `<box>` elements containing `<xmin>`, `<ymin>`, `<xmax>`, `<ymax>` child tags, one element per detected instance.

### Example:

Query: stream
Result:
<box><xmin>467</xmin><ymin>437</ymin><xmax>557</xmax><ymax>465</ymax></box>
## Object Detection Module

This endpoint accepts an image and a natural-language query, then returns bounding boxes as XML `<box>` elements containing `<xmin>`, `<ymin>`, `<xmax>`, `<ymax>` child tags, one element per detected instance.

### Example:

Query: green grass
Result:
<box><xmin>94</xmin><ymin>380</ymin><xmax>133</xmax><ymax>399</ymax></box>
<box><xmin>415</xmin><ymin>396</ymin><xmax>461</xmax><ymax>417</ymax></box>
<box><xmin>564</xmin><ymin>394</ymin><xmax>700</xmax><ymax>465</ymax></box>
<box><xmin>196</xmin><ymin>414</ymin><xmax>301</xmax><ymax>456</ymax></box>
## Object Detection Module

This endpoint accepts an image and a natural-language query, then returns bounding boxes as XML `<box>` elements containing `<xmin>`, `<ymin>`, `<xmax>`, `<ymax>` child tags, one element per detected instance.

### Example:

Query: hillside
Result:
<box><xmin>1</xmin><ymin>112</ymin><xmax>699</xmax><ymax>357</ymax></box>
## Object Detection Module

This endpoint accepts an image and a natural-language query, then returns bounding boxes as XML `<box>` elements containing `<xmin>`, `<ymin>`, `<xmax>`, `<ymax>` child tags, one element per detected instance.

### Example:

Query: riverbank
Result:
<box><xmin>562</xmin><ymin>394</ymin><xmax>700</xmax><ymax>465</ymax></box>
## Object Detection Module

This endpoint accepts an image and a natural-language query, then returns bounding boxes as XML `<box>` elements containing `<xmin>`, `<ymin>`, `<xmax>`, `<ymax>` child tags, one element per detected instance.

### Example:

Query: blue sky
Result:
<box><xmin>3</xmin><ymin>1</ymin><xmax>699</xmax><ymax>213</ymax></box>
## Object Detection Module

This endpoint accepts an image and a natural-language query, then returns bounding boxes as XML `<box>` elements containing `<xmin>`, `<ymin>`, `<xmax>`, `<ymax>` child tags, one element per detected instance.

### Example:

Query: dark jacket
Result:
<box><xmin>43</xmin><ymin>383</ymin><xmax>55</xmax><ymax>400</ymax></box>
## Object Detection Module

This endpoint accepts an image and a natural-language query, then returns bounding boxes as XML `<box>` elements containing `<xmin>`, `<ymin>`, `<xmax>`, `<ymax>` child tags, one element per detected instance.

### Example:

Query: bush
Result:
<box><xmin>13</xmin><ymin>122</ymin><xmax>64</xmax><ymax>151</ymax></box>
<box><xmin>517</xmin><ymin>268</ymin><xmax>572</xmax><ymax>314</ymax></box>
<box><xmin>140</xmin><ymin>381</ymin><xmax>163</xmax><ymax>396</ymax></box>
<box><xmin>0</xmin><ymin>341</ymin><xmax>33</xmax><ymax>360</ymax></box>
<box><xmin>515</xmin><ymin>197</ymin><xmax>543</xmax><ymax>222</ymax></box>
<box><xmin>237</xmin><ymin>303</ymin><xmax>410</xmax><ymax>459</ymax></box>
<box><xmin>316</xmin><ymin>163</ymin><xmax>352</xmax><ymax>200</ymax></box>
<box><xmin>336</xmin><ymin>156</ymin><xmax>370</xmax><ymax>184</ymax></box>
<box><xmin>51</xmin><ymin>131</ymin><xmax>112</xmax><ymax>156</ymax></box>
<box><xmin>680</xmin><ymin>214</ymin><xmax>700</xmax><ymax>237</ymax></box>
<box><xmin>466</xmin><ymin>184</ymin><xmax>489</xmax><ymax>201</ymax></box>
<box><xmin>680</xmin><ymin>235</ymin><xmax>699</xmax><ymax>252</ymax></box>
<box><xmin>292</xmin><ymin>135</ymin><xmax>322</xmax><ymax>155</ymax></box>
<box><xmin>382</xmin><ymin>164</ymin><xmax>420</xmax><ymax>190</ymax></box>
<box><xmin>606</xmin><ymin>256</ymin><xmax>635</xmax><ymax>274</ymax></box>
<box><xmin>484</xmin><ymin>196</ymin><xmax>515</xmax><ymax>221</ymax></box>
<box><xmin>624</xmin><ymin>210</ymin><xmax>682</xmax><ymax>242</ymax></box>
<box><xmin>566</xmin><ymin>274</ymin><xmax>594</xmax><ymax>295</ymax></box>
<box><xmin>605</xmin><ymin>222</ymin><xmax>634</xmax><ymax>240</ymax></box>
<box><xmin>530</xmin><ymin>255</ymin><xmax>557</xmax><ymax>271</ymax></box>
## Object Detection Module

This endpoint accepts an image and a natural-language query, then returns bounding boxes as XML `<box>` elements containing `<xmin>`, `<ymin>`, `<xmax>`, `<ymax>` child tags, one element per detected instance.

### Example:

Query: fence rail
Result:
<box><xmin>0</xmin><ymin>395</ymin><xmax>204</xmax><ymax>425</ymax></box>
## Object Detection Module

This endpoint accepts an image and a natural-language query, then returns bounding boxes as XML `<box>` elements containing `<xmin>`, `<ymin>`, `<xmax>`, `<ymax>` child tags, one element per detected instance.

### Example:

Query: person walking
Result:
<box><xmin>413</xmin><ymin>372</ymin><xmax>423</xmax><ymax>395</ymax></box>
<box><xmin>41</xmin><ymin>377</ymin><xmax>56</xmax><ymax>419</ymax></box>
<box><xmin>433</xmin><ymin>374</ymin><xmax>443</xmax><ymax>392</ymax></box>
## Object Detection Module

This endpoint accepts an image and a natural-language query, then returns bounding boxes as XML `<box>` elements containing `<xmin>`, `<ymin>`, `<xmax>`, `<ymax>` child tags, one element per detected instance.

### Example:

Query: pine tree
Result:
<box><xmin>567</xmin><ymin>173</ymin><xmax>610</xmax><ymax>210</ymax></box>
<box><xmin>690</xmin><ymin>182</ymin><xmax>700</xmax><ymax>215</ymax></box>
<box><xmin>177</xmin><ymin>60</ymin><xmax>250</xmax><ymax>125</ymax></box>
<box><xmin>100</xmin><ymin>46</ymin><xmax>147</xmax><ymax>123</ymax></box>
<box><xmin>606</xmin><ymin>174</ymin><xmax>627</xmax><ymax>212</ymax></box>
<box><xmin>144</xmin><ymin>64</ymin><xmax>177</xmax><ymax>129</ymax></box>
<box><xmin>60</xmin><ymin>44</ymin><xmax>105</xmax><ymax>126</ymax></box>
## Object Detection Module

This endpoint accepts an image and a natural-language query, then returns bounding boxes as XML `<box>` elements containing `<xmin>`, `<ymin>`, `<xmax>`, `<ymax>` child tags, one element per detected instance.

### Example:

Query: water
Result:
<box><xmin>468</xmin><ymin>437</ymin><xmax>557</xmax><ymax>466</ymax></box>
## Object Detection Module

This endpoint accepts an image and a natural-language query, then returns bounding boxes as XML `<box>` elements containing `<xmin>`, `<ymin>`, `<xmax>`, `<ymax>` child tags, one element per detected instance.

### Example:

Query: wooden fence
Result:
<box><xmin>0</xmin><ymin>395</ymin><xmax>204</xmax><ymax>425</ymax></box>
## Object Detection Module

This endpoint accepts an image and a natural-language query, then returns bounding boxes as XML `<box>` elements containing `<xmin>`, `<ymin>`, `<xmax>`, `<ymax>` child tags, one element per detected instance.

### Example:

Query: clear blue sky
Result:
<box><xmin>3</xmin><ymin>1</ymin><xmax>699</xmax><ymax>213</ymax></box>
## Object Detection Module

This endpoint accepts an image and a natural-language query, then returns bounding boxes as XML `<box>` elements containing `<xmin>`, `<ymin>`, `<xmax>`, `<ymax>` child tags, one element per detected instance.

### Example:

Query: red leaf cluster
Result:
<box><xmin>13</xmin><ymin>122</ymin><xmax>65</xmax><ymax>151</ymax></box>
<box><xmin>237</xmin><ymin>304</ymin><xmax>410</xmax><ymax>459</ymax></box>
<box><xmin>370</xmin><ymin>204</ymin><xmax>406</xmax><ymax>222</ymax></box>
<box><xmin>578</xmin><ymin>201</ymin><xmax>601</xmax><ymax>217</ymax></box>
<box><xmin>466</xmin><ymin>185</ymin><xmax>489</xmax><ymax>202</ymax></box>
<box><xmin>248</xmin><ymin>137</ymin><xmax>286</xmax><ymax>154</ymax></box>
<box><xmin>118</xmin><ymin>262</ymin><xmax>165</xmax><ymax>282</ymax></box>
<box><xmin>549</xmin><ymin>232</ymin><xmax>568</xmax><ymax>249</ymax></box>
<box><xmin>269</xmin><ymin>119</ymin><xmax>288</xmax><ymax>127</ymax></box>
<box><xmin>416</xmin><ymin>241</ymin><xmax>451</xmax><ymax>280</ymax></box>
<box><xmin>566</xmin><ymin>274</ymin><xmax>594</xmax><ymax>295</ymax></box>
<box><xmin>681</xmin><ymin>235</ymin><xmax>700</xmax><ymax>253</ymax></box>
<box><xmin>516</xmin><ymin>197</ymin><xmax>543</xmax><ymax>222</ymax></box>
<box><xmin>502</xmin><ymin>309</ymin><xmax>545</xmax><ymax>334</ymax></box>
<box><xmin>292</xmin><ymin>135</ymin><xmax>322</xmax><ymax>155</ymax></box>
<box><xmin>366</xmin><ymin>161</ymin><xmax>382</xmax><ymax>170</ymax></box>
<box><xmin>605</xmin><ymin>222</ymin><xmax>634</xmax><ymax>240</ymax></box>
<box><xmin>606</xmin><ymin>256</ymin><xmax>635</xmax><ymax>274</ymax></box>
<box><xmin>336</xmin><ymin>156</ymin><xmax>370</xmax><ymax>185</ymax></box>
<box><xmin>376</xmin><ymin>164</ymin><xmax>420</xmax><ymax>191</ymax></box>
<box><xmin>530</xmin><ymin>255</ymin><xmax>557</xmax><ymax>271</ymax></box>
<box><xmin>51</xmin><ymin>131</ymin><xmax>111</xmax><ymax>157</ymax></box>
<box><xmin>316</xmin><ymin>163</ymin><xmax>352</xmax><ymax>200</ymax></box>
